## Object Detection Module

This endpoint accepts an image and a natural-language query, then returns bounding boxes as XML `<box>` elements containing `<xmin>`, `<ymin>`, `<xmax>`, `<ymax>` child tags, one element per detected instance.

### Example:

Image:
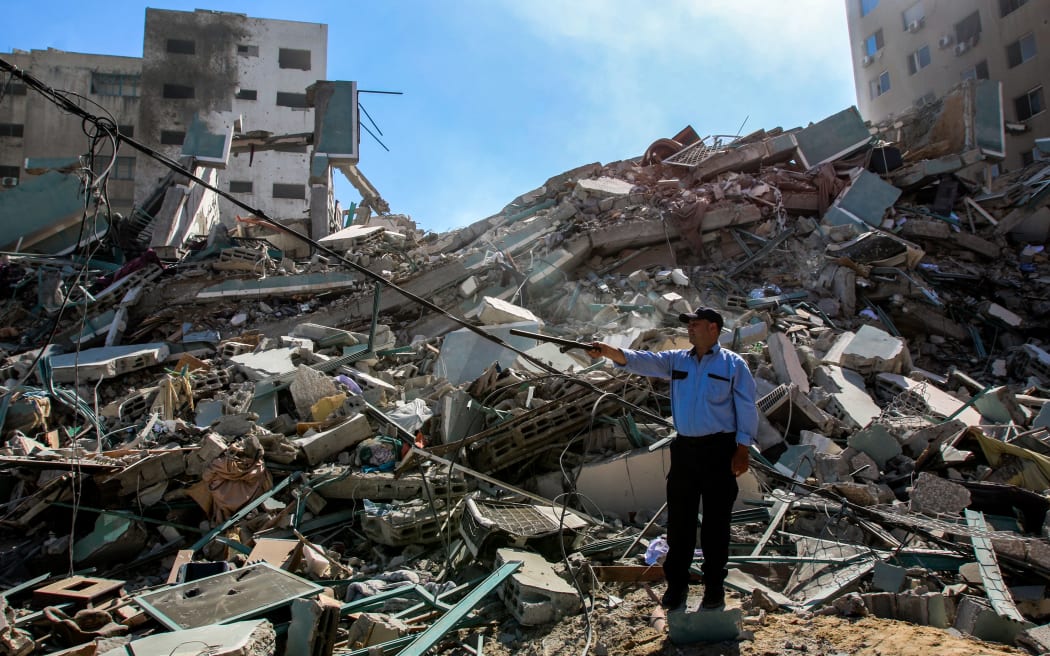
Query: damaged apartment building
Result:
<box><xmin>0</xmin><ymin>6</ymin><xmax>1050</xmax><ymax>656</ymax></box>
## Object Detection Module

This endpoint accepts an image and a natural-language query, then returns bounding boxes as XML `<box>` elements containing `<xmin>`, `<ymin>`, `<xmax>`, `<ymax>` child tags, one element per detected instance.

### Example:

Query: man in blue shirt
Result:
<box><xmin>588</xmin><ymin>306</ymin><xmax>757</xmax><ymax>610</ymax></box>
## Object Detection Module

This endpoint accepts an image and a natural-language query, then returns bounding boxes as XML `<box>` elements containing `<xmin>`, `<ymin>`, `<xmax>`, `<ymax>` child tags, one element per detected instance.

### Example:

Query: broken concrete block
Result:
<box><xmin>185</xmin><ymin>433</ymin><xmax>228</xmax><ymax>477</ymax></box>
<box><xmin>346</xmin><ymin>613</ymin><xmax>411</xmax><ymax>649</ymax></box>
<box><xmin>974</xmin><ymin>385</ymin><xmax>1032</xmax><ymax>426</ymax></box>
<box><xmin>847</xmin><ymin>423</ymin><xmax>902</xmax><ymax>470</ymax></box>
<box><xmin>49</xmin><ymin>343</ymin><xmax>171</xmax><ymax>383</ymax></box>
<box><xmin>840</xmin><ymin>325</ymin><xmax>911</xmax><ymax>375</ymax></box>
<box><xmin>767</xmin><ymin>332</ymin><xmax>810</xmax><ymax>394</ymax></box>
<box><xmin>574</xmin><ymin>176</ymin><xmax>634</xmax><ymax>200</ymax></box>
<box><xmin>830</xmin><ymin>482</ymin><xmax>892</xmax><ymax>506</ymax></box>
<box><xmin>459</xmin><ymin>275</ymin><xmax>479</xmax><ymax>298</ymax></box>
<box><xmin>874</xmin><ymin>373</ymin><xmax>983</xmax><ymax>426</ymax></box>
<box><xmin>293</xmin><ymin>414</ymin><xmax>373</xmax><ymax>466</ymax></box>
<box><xmin>99</xmin><ymin>619</ymin><xmax>275</xmax><ymax>656</ymax></box>
<box><xmin>230</xmin><ymin>347</ymin><xmax>299</xmax><ymax>381</ymax></box>
<box><xmin>105</xmin><ymin>449</ymin><xmax>187</xmax><ymax>497</ymax></box>
<box><xmin>814</xmin><ymin>453</ymin><xmax>851</xmax><ymax>484</ymax></box>
<box><xmin>290</xmin><ymin>365</ymin><xmax>340</xmax><ymax>422</ymax></box>
<box><xmin>436</xmin><ymin>321</ymin><xmax>541</xmax><ymax>386</ymax></box>
<box><xmin>953</xmin><ymin>595</ymin><xmax>1029</xmax><ymax>644</ymax></box>
<box><xmin>871</xmin><ymin>562</ymin><xmax>907</xmax><ymax>593</ymax></box>
<box><xmin>848</xmin><ymin>451</ymin><xmax>880</xmax><ymax>482</ymax></box>
<box><xmin>496</xmin><ymin>548</ymin><xmax>580</xmax><ymax>626</ymax></box>
<box><xmin>479</xmin><ymin>297</ymin><xmax>543</xmax><ymax>327</ymax></box>
<box><xmin>813</xmin><ymin>365</ymin><xmax>882</xmax><ymax>429</ymax></box>
<box><xmin>909</xmin><ymin>472</ymin><xmax>971</xmax><ymax>516</ymax></box>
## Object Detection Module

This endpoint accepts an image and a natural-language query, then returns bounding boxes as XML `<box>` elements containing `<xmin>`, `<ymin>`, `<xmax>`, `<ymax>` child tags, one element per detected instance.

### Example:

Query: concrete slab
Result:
<box><xmin>874</xmin><ymin>373</ymin><xmax>982</xmax><ymax>425</ymax></box>
<box><xmin>478</xmin><ymin>296</ymin><xmax>543</xmax><ymax>326</ymax></box>
<box><xmin>825</xmin><ymin>169</ymin><xmax>902</xmax><ymax>228</ymax></box>
<box><xmin>434</xmin><ymin>321</ymin><xmax>541</xmax><ymax>386</ymax></box>
<box><xmin>813</xmin><ymin>365</ymin><xmax>882</xmax><ymax>429</ymax></box>
<box><xmin>49</xmin><ymin>343</ymin><xmax>170</xmax><ymax>383</ymax></box>
<box><xmin>574</xmin><ymin>176</ymin><xmax>634</xmax><ymax>199</ymax></box>
<box><xmin>230</xmin><ymin>347</ymin><xmax>299</xmax><ymax>382</ymax></box>
<box><xmin>794</xmin><ymin>106</ymin><xmax>871</xmax><ymax>170</ymax></box>
<box><xmin>909</xmin><ymin>473</ymin><xmax>972</xmax><ymax>516</ymax></box>
<box><xmin>99</xmin><ymin>619</ymin><xmax>274</xmax><ymax>656</ymax></box>
<box><xmin>840</xmin><ymin>325</ymin><xmax>910</xmax><ymax>375</ymax></box>
<box><xmin>767</xmin><ymin>332</ymin><xmax>810</xmax><ymax>394</ymax></box>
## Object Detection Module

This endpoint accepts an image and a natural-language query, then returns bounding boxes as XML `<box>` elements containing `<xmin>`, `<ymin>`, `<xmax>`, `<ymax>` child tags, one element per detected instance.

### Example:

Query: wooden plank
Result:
<box><xmin>964</xmin><ymin>197</ymin><xmax>998</xmax><ymax>226</ymax></box>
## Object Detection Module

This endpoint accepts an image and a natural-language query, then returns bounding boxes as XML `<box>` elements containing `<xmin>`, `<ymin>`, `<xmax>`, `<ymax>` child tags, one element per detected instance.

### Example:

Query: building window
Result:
<box><xmin>237</xmin><ymin>44</ymin><xmax>259</xmax><ymax>57</ymax></box>
<box><xmin>112</xmin><ymin>156</ymin><xmax>135</xmax><ymax>180</ymax></box>
<box><xmin>0</xmin><ymin>123</ymin><xmax>24</xmax><ymax>138</ymax></box>
<box><xmin>278</xmin><ymin>48</ymin><xmax>311</xmax><ymax>70</ymax></box>
<box><xmin>272</xmin><ymin>183</ymin><xmax>305</xmax><ymax>199</ymax></box>
<box><xmin>4</xmin><ymin>82</ymin><xmax>26</xmax><ymax>96</ymax></box>
<box><xmin>118</xmin><ymin>125</ymin><xmax>134</xmax><ymax>138</ymax></box>
<box><xmin>166</xmin><ymin>39</ymin><xmax>196</xmax><ymax>55</ymax></box>
<box><xmin>902</xmin><ymin>3</ymin><xmax>925</xmax><ymax>30</ymax></box>
<box><xmin>229</xmin><ymin>180</ymin><xmax>253</xmax><ymax>193</ymax></box>
<box><xmin>864</xmin><ymin>29</ymin><xmax>884</xmax><ymax>56</ymax></box>
<box><xmin>1015</xmin><ymin>86</ymin><xmax>1045</xmax><ymax>121</ymax></box>
<box><xmin>1006</xmin><ymin>33</ymin><xmax>1037</xmax><ymax>68</ymax></box>
<box><xmin>276</xmin><ymin>92</ymin><xmax>309</xmax><ymax>108</ymax></box>
<box><xmin>907</xmin><ymin>45</ymin><xmax>931</xmax><ymax>74</ymax></box>
<box><xmin>861</xmin><ymin>0</ymin><xmax>879</xmax><ymax>17</ymax></box>
<box><xmin>869</xmin><ymin>71</ymin><xmax>891</xmax><ymax>99</ymax></box>
<box><xmin>163</xmin><ymin>84</ymin><xmax>195</xmax><ymax>99</ymax></box>
<box><xmin>1000</xmin><ymin>0</ymin><xmax>1028</xmax><ymax>17</ymax></box>
<box><xmin>961</xmin><ymin>60</ymin><xmax>990</xmax><ymax>80</ymax></box>
<box><xmin>955</xmin><ymin>11</ymin><xmax>982</xmax><ymax>46</ymax></box>
<box><xmin>235</xmin><ymin>89</ymin><xmax>258</xmax><ymax>101</ymax></box>
<box><xmin>160</xmin><ymin>130</ymin><xmax>185</xmax><ymax>145</ymax></box>
<box><xmin>91</xmin><ymin>72</ymin><xmax>140</xmax><ymax>97</ymax></box>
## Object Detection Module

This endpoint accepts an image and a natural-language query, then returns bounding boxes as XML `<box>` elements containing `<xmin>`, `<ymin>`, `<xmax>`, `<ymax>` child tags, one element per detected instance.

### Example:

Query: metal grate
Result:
<box><xmin>662</xmin><ymin>139</ymin><xmax>724</xmax><ymax>167</ymax></box>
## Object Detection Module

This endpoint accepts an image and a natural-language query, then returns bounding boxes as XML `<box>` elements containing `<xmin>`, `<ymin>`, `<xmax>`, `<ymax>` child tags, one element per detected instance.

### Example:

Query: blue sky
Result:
<box><xmin>1</xmin><ymin>1</ymin><xmax>858</xmax><ymax>233</ymax></box>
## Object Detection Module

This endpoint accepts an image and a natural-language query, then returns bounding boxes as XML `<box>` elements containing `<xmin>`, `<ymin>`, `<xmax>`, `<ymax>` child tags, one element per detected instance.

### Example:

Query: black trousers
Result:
<box><xmin>663</xmin><ymin>433</ymin><xmax>739</xmax><ymax>590</ymax></box>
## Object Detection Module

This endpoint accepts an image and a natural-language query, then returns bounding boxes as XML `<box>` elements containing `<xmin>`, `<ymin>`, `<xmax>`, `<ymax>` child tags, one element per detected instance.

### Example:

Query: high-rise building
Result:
<box><xmin>845</xmin><ymin>0</ymin><xmax>1049</xmax><ymax>170</ymax></box>
<box><xmin>1</xmin><ymin>8</ymin><xmax>334</xmax><ymax>242</ymax></box>
<box><xmin>0</xmin><ymin>48</ymin><xmax>142</xmax><ymax>215</ymax></box>
<box><xmin>139</xmin><ymin>8</ymin><xmax>329</xmax><ymax>227</ymax></box>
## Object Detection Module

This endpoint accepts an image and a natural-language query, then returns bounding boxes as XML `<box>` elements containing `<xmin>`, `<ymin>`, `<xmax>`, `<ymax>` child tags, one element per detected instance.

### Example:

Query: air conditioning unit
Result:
<box><xmin>955</xmin><ymin>42</ymin><xmax>969</xmax><ymax>55</ymax></box>
<box><xmin>906</xmin><ymin>20</ymin><xmax>922</xmax><ymax>33</ymax></box>
<box><xmin>939</xmin><ymin>35</ymin><xmax>954</xmax><ymax>48</ymax></box>
<box><xmin>0</xmin><ymin>177</ymin><xmax>17</xmax><ymax>188</ymax></box>
<box><xmin>862</xmin><ymin>55</ymin><xmax>874</xmax><ymax>67</ymax></box>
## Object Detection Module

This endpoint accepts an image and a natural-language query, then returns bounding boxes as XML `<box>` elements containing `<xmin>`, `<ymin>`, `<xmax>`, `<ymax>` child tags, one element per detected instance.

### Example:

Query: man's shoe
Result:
<box><xmin>700</xmin><ymin>586</ymin><xmax>724</xmax><ymax>610</ymax></box>
<box><xmin>661</xmin><ymin>586</ymin><xmax>687</xmax><ymax>609</ymax></box>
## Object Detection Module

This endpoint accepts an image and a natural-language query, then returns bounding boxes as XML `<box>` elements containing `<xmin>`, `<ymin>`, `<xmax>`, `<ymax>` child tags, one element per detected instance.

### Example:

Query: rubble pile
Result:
<box><xmin>1</xmin><ymin>79</ymin><xmax>1050</xmax><ymax>654</ymax></box>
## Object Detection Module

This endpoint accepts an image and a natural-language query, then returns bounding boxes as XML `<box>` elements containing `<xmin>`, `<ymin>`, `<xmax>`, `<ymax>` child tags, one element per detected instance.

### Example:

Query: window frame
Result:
<box><xmin>907</xmin><ymin>45</ymin><xmax>931</xmax><ymax>75</ymax></box>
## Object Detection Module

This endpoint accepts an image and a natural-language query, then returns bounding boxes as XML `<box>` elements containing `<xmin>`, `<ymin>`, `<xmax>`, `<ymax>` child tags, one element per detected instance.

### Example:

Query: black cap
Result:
<box><xmin>678</xmin><ymin>306</ymin><xmax>724</xmax><ymax>330</ymax></box>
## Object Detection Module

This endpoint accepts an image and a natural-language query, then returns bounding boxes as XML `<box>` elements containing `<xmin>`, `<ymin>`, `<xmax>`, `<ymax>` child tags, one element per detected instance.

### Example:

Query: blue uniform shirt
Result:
<box><xmin>617</xmin><ymin>343</ymin><xmax>758</xmax><ymax>446</ymax></box>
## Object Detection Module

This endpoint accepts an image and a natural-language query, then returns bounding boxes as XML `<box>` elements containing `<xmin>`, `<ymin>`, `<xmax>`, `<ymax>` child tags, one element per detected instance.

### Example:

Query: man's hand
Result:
<box><xmin>731</xmin><ymin>444</ymin><xmax>750</xmax><ymax>477</ymax></box>
<box><xmin>587</xmin><ymin>342</ymin><xmax>627</xmax><ymax>365</ymax></box>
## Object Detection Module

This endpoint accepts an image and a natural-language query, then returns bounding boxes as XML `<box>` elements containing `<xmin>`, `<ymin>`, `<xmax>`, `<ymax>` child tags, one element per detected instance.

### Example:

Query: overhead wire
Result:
<box><xmin>0</xmin><ymin>55</ymin><xmax>671</xmax><ymax>436</ymax></box>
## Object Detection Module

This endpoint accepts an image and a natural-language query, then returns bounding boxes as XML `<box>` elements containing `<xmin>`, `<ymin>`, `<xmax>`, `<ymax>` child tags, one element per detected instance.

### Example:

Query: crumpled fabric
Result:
<box><xmin>200</xmin><ymin>451</ymin><xmax>273</xmax><ymax>523</ymax></box>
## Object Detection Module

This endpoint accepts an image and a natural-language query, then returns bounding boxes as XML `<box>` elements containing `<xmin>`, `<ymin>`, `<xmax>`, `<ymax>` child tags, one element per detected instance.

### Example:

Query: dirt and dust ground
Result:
<box><xmin>445</xmin><ymin>584</ymin><xmax>1030</xmax><ymax>656</ymax></box>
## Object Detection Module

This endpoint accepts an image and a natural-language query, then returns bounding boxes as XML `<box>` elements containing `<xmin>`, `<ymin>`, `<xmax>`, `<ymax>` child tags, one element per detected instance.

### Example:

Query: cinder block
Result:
<box><xmin>496</xmin><ymin>548</ymin><xmax>580</xmax><ymax>626</ymax></box>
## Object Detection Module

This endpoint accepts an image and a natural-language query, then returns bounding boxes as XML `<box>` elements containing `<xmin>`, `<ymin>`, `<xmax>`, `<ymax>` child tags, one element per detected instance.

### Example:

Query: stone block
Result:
<box><xmin>847</xmin><ymin>423</ymin><xmax>902</xmax><ymax>470</ymax></box>
<box><xmin>862</xmin><ymin>592</ymin><xmax>897</xmax><ymax>619</ymax></box>
<box><xmin>574</xmin><ymin>177</ymin><xmax>634</xmax><ymax>199</ymax></box>
<box><xmin>50</xmin><ymin>343</ymin><xmax>171</xmax><ymax>383</ymax></box>
<box><xmin>767</xmin><ymin>332</ymin><xmax>810</xmax><ymax>394</ymax></box>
